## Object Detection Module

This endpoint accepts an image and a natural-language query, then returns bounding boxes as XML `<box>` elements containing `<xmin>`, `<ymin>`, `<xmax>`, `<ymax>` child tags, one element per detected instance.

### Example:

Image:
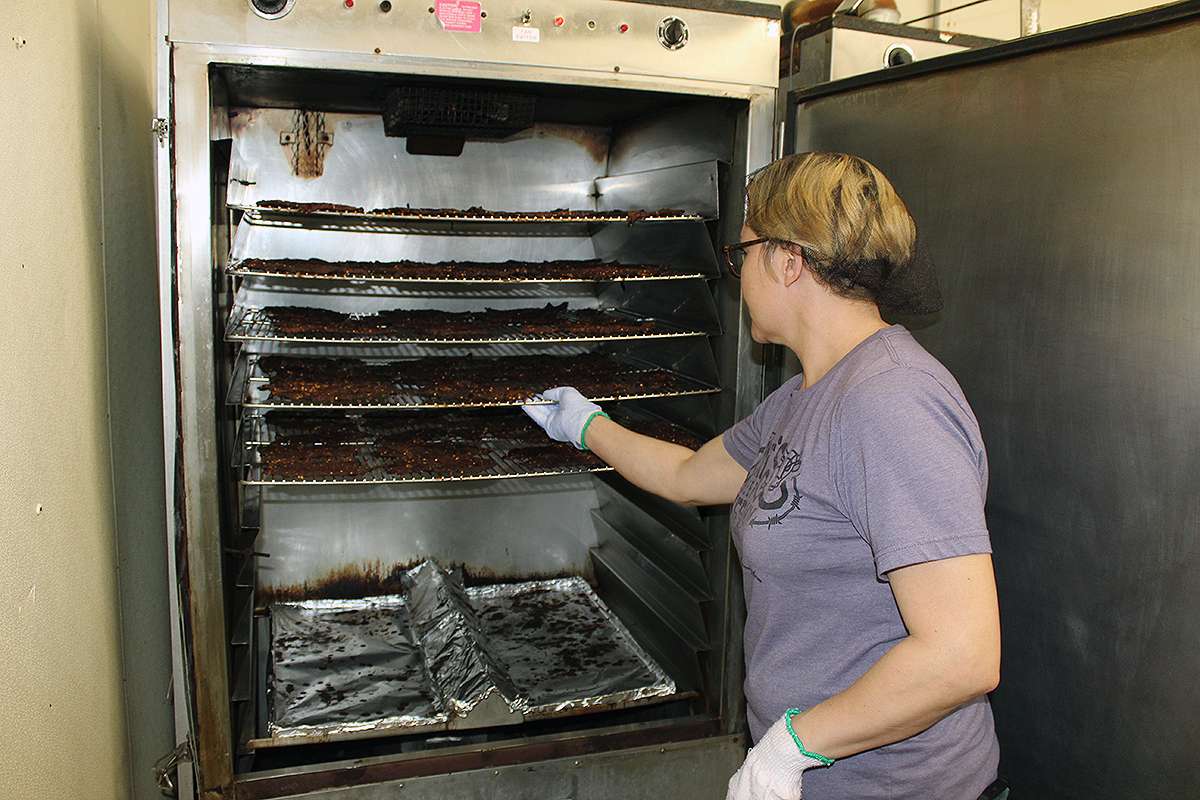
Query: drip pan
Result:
<box><xmin>258</xmin><ymin>562</ymin><xmax>680</xmax><ymax>748</ymax></box>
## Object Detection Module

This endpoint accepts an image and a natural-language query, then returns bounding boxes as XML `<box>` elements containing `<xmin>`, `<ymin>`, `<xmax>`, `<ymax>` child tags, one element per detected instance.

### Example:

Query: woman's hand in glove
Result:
<box><xmin>521</xmin><ymin>386</ymin><xmax>608</xmax><ymax>450</ymax></box>
<box><xmin>726</xmin><ymin>713</ymin><xmax>832</xmax><ymax>800</ymax></box>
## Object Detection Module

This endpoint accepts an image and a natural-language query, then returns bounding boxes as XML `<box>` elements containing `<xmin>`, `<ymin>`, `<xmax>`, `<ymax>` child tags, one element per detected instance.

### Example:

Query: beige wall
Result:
<box><xmin>0</xmin><ymin>0</ymin><xmax>161</xmax><ymax>797</ymax></box>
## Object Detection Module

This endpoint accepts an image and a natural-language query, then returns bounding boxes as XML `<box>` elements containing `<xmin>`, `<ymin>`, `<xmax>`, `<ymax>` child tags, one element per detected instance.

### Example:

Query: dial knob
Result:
<box><xmin>885</xmin><ymin>43</ymin><xmax>915</xmax><ymax>67</ymax></box>
<box><xmin>249</xmin><ymin>0</ymin><xmax>292</xmax><ymax>18</ymax></box>
<box><xmin>658</xmin><ymin>17</ymin><xmax>688</xmax><ymax>50</ymax></box>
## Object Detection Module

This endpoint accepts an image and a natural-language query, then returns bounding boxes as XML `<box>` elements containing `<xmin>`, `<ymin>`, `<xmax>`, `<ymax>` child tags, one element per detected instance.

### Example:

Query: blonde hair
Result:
<box><xmin>745</xmin><ymin>152</ymin><xmax>917</xmax><ymax>306</ymax></box>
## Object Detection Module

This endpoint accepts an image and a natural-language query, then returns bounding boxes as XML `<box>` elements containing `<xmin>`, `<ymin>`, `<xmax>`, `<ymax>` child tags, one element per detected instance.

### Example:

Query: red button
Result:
<box><xmin>554</xmin><ymin>15</ymin><xmax>565</xmax><ymax>26</ymax></box>
<box><xmin>344</xmin><ymin>0</ymin><xmax>354</xmax><ymax>7</ymax></box>
<box><xmin>618</xmin><ymin>23</ymin><xmax>629</xmax><ymax>33</ymax></box>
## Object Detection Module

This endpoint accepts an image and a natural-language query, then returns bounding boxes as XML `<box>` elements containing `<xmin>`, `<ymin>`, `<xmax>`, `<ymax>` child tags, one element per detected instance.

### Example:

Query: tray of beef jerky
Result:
<box><xmin>226</xmin><ymin>257</ymin><xmax>704</xmax><ymax>284</ymax></box>
<box><xmin>231</xmin><ymin>201</ymin><xmax>703</xmax><ymax>229</ymax></box>
<box><xmin>241</xmin><ymin>408</ymin><xmax>705</xmax><ymax>485</ymax></box>
<box><xmin>226</xmin><ymin>303</ymin><xmax>707</xmax><ymax>346</ymax></box>
<box><xmin>237</xmin><ymin>352</ymin><xmax>720</xmax><ymax>410</ymax></box>
<box><xmin>258</xmin><ymin>561</ymin><xmax>681</xmax><ymax>747</ymax></box>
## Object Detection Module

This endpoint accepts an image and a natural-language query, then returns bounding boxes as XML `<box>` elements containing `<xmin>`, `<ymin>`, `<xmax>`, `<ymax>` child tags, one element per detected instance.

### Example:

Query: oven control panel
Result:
<box><xmin>171</xmin><ymin>0</ymin><xmax>779</xmax><ymax>88</ymax></box>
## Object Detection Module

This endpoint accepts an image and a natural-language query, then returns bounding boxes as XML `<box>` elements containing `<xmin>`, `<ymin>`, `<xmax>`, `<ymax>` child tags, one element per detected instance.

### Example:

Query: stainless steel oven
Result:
<box><xmin>154</xmin><ymin>1</ymin><xmax>779</xmax><ymax>797</ymax></box>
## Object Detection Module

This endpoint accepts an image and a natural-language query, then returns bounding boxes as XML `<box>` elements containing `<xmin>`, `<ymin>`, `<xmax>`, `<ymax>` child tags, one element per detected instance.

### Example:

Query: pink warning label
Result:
<box><xmin>436</xmin><ymin>0</ymin><xmax>482</xmax><ymax>32</ymax></box>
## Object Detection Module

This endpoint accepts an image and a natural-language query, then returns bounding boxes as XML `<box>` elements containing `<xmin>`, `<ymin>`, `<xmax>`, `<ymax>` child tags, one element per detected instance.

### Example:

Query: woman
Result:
<box><xmin>523</xmin><ymin>152</ymin><xmax>1000</xmax><ymax>800</ymax></box>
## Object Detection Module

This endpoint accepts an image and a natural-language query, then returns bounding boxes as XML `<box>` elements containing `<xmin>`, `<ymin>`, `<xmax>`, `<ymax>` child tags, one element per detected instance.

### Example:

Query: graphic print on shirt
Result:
<box><xmin>733</xmin><ymin>432</ymin><xmax>804</xmax><ymax>530</ymax></box>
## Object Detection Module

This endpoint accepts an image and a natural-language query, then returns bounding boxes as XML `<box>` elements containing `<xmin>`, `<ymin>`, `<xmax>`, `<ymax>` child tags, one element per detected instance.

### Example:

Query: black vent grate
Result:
<box><xmin>383</xmin><ymin>86</ymin><xmax>536</xmax><ymax>139</ymax></box>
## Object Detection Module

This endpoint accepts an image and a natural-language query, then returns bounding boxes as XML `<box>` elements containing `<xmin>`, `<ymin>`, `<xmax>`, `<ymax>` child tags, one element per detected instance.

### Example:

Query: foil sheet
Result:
<box><xmin>267</xmin><ymin>562</ymin><xmax>677</xmax><ymax>744</ymax></box>
<box><xmin>268</xmin><ymin>596</ymin><xmax>446</xmax><ymax>740</ymax></box>
<box><xmin>469</xmin><ymin>577</ymin><xmax>677</xmax><ymax>717</ymax></box>
<box><xmin>403</xmin><ymin>561</ymin><xmax>518</xmax><ymax>716</ymax></box>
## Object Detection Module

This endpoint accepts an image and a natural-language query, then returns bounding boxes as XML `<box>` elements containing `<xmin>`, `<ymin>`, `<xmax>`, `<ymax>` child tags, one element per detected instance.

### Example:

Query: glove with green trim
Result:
<box><xmin>521</xmin><ymin>386</ymin><xmax>608</xmax><ymax>451</ymax></box>
<box><xmin>726</xmin><ymin>709</ymin><xmax>834</xmax><ymax>800</ymax></box>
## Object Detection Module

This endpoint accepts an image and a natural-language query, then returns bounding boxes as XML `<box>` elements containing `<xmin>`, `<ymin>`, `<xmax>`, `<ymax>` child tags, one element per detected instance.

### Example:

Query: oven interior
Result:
<box><xmin>205</xmin><ymin>64</ymin><xmax>750</xmax><ymax>774</ymax></box>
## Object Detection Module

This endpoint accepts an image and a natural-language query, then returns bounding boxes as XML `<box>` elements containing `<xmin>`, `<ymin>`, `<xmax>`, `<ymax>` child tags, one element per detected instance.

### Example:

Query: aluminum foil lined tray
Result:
<box><xmin>265</xmin><ymin>561</ymin><xmax>676</xmax><ymax>747</ymax></box>
<box><xmin>270</xmin><ymin>596</ymin><xmax>444</xmax><ymax>737</ymax></box>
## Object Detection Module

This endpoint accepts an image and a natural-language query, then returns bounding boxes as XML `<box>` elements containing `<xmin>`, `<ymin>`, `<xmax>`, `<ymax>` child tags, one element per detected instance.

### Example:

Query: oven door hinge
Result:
<box><xmin>152</xmin><ymin>117</ymin><xmax>170</xmax><ymax>146</ymax></box>
<box><xmin>153</xmin><ymin>738</ymin><xmax>193</xmax><ymax>797</ymax></box>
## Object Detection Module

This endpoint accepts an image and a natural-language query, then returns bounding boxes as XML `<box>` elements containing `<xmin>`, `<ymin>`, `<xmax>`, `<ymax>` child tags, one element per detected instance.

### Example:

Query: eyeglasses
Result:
<box><xmin>721</xmin><ymin>237</ymin><xmax>770</xmax><ymax>278</ymax></box>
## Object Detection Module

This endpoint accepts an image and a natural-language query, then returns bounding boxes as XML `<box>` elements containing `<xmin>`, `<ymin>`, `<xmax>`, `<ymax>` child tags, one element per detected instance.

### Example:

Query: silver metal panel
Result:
<box><xmin>608</xmin><ymin>98</ymin><xmax>740</xmax><ymax>176</ymax></box>
<box><xmin>828</xmin><ymin>28</ymin><xmax>973</xmax><ymax>82</ymax></box>
<box><xmin>229</xmin><ymin>110</ymin><xmax>606</xmax><ymax>211</ymax></box>
<box><xmin>595</xmin><ymin>160</ymin><xmax>720</xmax><ymax>218</ymax></box>
<box><xmin>256</xmin><ymin>476</ymin><xmax>602</xmax><ymax>594</ymax></box>
<box><xmin>156</xmin><ymin>0</ymin><xmax>197</xmax><ymax>793</ymax></box>
<box><xmin>598</xmin><ymin>277</ymin><xmax>723</xmax><ymax>334</ymax></box>
<box><xmin>592</xmin><ymin>219</ymin><xmax>721</xmax><ymax>278</ymax></box>
<box><xmin>590</xmin><ymin>551</ymin><xmax>704</xmax><ymax>689</ymax></box>
<box><xmin>170</xmin><ymin>51</ymin><xmax>237</xmax><ymax>793</ymax></box>
<box><xmin>791</xmin><ymin>17</ymin><xmax>1200</xmax><ymax>799</ymax></box>
<box><xmin>590</xmin><ymin>542</ymin><xmax>708</xmax><ymax>650</ymax></box>
<box><xmin>594</xmin><ymin>478</ymin><xmax>710</xmax><ymax>594</ymax></box>
<box><xmin>711</xmin><ymin>83</ymin><xmax>773</xmax><ymax>737</ymax></box>
<box><xmin>170</xmin><ymin>0</ymin><xmax>779</xmax><ymax>90</ymax></box>
<box><xmin>244</xmin><ymin>733</ymin><xmax>746</xmax><ymax>800</ymax></box>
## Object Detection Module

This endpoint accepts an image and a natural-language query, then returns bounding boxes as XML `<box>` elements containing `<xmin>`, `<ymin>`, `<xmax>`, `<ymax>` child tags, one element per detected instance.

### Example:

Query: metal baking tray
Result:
<box><xmin>226</xmin><ymin>206</ymin><xmax>700</xmax><ymax>237</ymax></box>
<box><xmin>234</xmin><ymin>353</ymin><xmax>720</xmax><ymax>411</ymax></box>
<box><xmin>239</xmin><ymin>409</ymin><xmax>704</xmax><ymax>486</ymax></box>
<box><xmin>258</xmin><ymin>565</ymin><xmax>679</xmax><ymax>748</ymax></box>
<box><xmin>242</xmin><ymin>439</ymin><xmax>613</xmax><ymax>486</ymax></box>
<box><xmin>226</xmin><ymin>258</ymin><xmax>705</xmax><ymax>284</ymax></box>
<box><xmin>225</xmin><ymin>305</ymin><xmax>707</xmax><ymax>346</ymax></box>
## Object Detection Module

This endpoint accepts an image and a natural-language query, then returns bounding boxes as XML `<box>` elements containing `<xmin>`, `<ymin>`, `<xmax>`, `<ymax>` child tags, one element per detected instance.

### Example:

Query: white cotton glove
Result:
<box><xmin>521</xmin><ymin>386</ymin><xmax>608</xmax><ymax>450</ymax></box>
<box><xmin>726</xmin><ymin>713</ymin><xmax>833</xmax><ymax>800</ymax></box>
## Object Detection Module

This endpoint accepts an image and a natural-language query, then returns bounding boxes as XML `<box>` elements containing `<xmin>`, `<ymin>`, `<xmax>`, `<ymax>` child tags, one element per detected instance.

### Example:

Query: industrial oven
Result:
<box><xmin>153</xmin><ymin>0</ymin><xmax>779</xmax><ymax>797</ymax></box>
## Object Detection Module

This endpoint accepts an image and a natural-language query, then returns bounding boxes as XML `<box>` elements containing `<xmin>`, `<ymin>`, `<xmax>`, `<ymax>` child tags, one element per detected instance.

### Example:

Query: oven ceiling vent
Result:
<box><xmin>382</xmin><ymin>86</ymin><xmax>536</xmax><ymax>141</ymax></box>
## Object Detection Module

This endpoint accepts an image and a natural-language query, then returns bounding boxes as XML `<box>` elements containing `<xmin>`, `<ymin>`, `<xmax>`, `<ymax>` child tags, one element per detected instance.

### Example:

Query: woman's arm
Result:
<box><xmin>522</xmin><ymin>386</ymin><xmax>747</xmax><ymax>506</ymax></box>
<box><xmin>584</xmin><ymin>415</ymin><xmax>747</xmax><ymax>507</ymax></box>
<box><xmin>791</xmin><ymin>553</ymin><xmax>1001</xmax><ymax>757</ymax></box>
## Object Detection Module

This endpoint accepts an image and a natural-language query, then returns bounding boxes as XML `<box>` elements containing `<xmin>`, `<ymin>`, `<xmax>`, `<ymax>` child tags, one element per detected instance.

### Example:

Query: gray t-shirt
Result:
<box><xmin>723</xmin><ymin>325</ymin><xmax>999</xmax><ymax>800</ymax></box>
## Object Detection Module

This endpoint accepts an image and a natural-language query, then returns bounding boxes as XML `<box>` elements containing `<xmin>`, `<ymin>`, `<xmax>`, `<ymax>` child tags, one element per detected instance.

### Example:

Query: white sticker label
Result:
<box><xmin>512</xmin><ymin>26</ymin><xmax>541</xmax><ymax>43</ymax></box>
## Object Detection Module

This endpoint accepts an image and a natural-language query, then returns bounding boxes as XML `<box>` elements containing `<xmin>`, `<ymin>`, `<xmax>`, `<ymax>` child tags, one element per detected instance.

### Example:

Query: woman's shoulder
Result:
<box><xmin>836</xmin><ymin>329</ymin><xmax>978</xmax><ymax>430</ymax></box>
<box><xmin>845</xmin><ymin>328</ymin><xmax>966</xmax><ymax>399</ymax></box>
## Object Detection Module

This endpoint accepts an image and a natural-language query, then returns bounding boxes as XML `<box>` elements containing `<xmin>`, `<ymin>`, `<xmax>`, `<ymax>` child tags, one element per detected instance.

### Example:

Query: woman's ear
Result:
<box><xmin>779</xmin><ymin>247</ymin><xmax>806</xmax><ymax>287</ymax></box>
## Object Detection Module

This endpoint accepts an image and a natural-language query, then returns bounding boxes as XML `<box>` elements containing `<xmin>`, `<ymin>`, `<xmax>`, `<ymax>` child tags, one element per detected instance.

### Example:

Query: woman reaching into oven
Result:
<box><xmin>522</xmin><ymin>152</ymin><xmax>1001</xmax><ymax>800</ymax></box>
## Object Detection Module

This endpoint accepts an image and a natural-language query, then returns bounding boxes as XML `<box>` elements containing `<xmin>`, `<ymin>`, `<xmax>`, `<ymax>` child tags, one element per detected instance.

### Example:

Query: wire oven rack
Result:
<box><xmin>225</xmin><ymin>259</ymin><xmax>706</xmax><ymax>284</ymax></box>
<box><xmin>233</xmin><ymin>354</ymin><xmax>721</xmax><ymax>410</ymax></box>
<box><xmin>238</xmin><ymin>408</ymin><xmax>703</xmax><ymax>486</ymax></box>
<box><xmin>230</xmin><ymin>205</ymin><xmax>704</xmax><ymax>227</ymax></box>
<box><xmin>241</xmin><ymin>428</ymin><xmax>614</xmax><ymax>487</ymax></box>
<box><xmin>225</xmin><ymin>305</ymin><xmax>708</xmax><ymax>346</ymax></box>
